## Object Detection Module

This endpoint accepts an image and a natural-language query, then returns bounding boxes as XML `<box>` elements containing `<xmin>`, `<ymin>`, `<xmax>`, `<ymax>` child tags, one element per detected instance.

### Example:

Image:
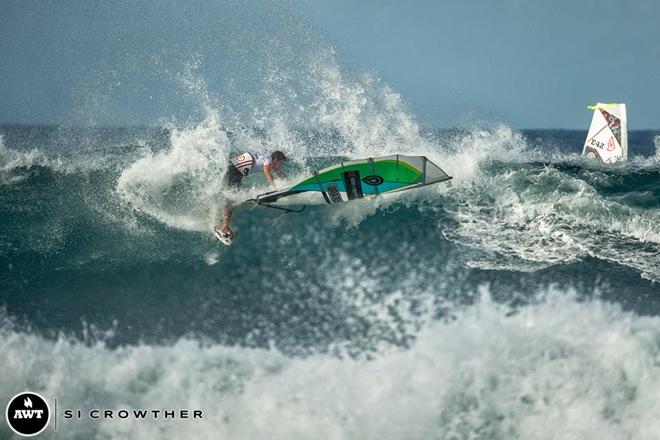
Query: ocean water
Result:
<box><xmin>1</xmin><ymin>2</ymin><xmax>659</xmax><ymax>437</ymax></box>
<box><xmin>1</xmin><ymin>120</ymin><xmax>659</xmax><ymax>439</ymax></box>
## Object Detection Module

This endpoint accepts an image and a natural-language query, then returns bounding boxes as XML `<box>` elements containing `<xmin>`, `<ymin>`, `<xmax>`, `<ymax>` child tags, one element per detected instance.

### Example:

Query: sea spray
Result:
<box><xmin>2</xmin><ymin>287</ymin><xmax>660</xmax><ymax>439</ymax></box>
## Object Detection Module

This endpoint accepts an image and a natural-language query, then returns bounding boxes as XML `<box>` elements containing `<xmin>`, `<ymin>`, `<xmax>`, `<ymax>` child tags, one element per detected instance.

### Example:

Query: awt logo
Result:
<box><xmin>5</xmin><ymin>392</ymin><xmax>50</xmax><ymax>437</ymax></box>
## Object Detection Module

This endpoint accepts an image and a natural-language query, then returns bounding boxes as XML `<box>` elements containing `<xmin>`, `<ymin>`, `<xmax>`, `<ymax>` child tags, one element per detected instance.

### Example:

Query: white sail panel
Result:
<box><xmin>582</xmin><ymin>103</ymin><xmax>627</xmax><ymax>164</ymax></box>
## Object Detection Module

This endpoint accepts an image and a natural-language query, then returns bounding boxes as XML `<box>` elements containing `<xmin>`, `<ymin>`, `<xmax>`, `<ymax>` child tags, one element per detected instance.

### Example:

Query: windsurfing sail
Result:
<box><xmin>252</xmin><ymin>154</ymin><xmax>452</xmax><ymax>209</ymax></box>
<box><xmin>582</xmin><ymin>103</ymin><xmax>627</xmax><ymax>164</ymax></box>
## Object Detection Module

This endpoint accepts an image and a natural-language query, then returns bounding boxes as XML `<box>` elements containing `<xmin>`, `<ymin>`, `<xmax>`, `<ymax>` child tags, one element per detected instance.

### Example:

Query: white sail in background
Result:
<box><xmin>582</xmin><ymin>103</ymin><xmax>627</xmax><ymax>164</ymax></box>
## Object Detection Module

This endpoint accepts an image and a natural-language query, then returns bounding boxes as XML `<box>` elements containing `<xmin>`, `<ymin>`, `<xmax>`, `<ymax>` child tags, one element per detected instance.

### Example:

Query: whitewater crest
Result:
<box><xmin>441</xmin><ymin>159</ymin><xmax>660</xmax><ymax>281</ymax></box>
<box><xmin>2</xmin><ymin>288</ymin><xmax>660</xmax><ymax>440</ymax></box>
<box><xmin>116</xmin><ymin>108</ymin><xmax>231</xmax><ymax>232</ymax></box>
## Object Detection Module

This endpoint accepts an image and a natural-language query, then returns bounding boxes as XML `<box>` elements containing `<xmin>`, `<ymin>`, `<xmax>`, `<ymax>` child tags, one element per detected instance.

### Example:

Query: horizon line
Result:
<box><xmin>1</xmin><ymin>122</ymin><xmax>660</xmax><ymax>132</ymax></box>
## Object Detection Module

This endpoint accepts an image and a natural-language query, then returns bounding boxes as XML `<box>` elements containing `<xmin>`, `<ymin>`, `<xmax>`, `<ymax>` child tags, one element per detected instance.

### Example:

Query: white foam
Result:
<box><xmin>0</xmin><ymin>140</ymin><xmax>57</xmax><ymax>173</ymax></box>
<box><xmin>307</xmin><ymin>58</ymin><xmax>426</xmax><ymax>159</ymax></box>
<box><xmin>0</xmin><ymin>133</ymin><xmax>144</xmax><ymax>177</ymax></box>
<box><xmin>2</xmin><ymin>287</ymin><xmax>660</xmax><ymax>439</ymax></box>
<box><xmin>204</xmin><ymin>251</ymin><xmax>220</xmax><ymax>265</ymax></box>
<box><xmin>116</xmin><ymin>105</ymin><xmax>231</xmax><ymax>232</ymax></box>
<box><xmin>442</xmin><ymin>161</ymin><xmax>660</xmax><ymax>280</ymax></box>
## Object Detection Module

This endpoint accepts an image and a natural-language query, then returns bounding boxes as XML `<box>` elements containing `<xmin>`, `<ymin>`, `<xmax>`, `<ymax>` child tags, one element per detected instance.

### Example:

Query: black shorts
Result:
<box><xmin>224</xmin><ymin>165</ymin><xmax>244</xmax><ymax>188</ymax></box>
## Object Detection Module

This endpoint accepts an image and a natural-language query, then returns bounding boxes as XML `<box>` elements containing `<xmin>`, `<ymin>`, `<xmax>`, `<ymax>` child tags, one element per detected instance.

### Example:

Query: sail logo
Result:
<box><xmin>5</xmin><ymin>392</ymin><xmax>50</xmax><ymax>437</ymax></box>
<box><xmin>326</xmin><ymin>184</ymin><xmax>343</xmax><ymax>204</ymax></box>
<box><xmin>343</xmin><ymin>170</ymin><xmax>364</xmax><ymax>200</ymax></box>
<box><xmin>362</xmin><ymin>175</ymin><xmax>383</xmax><ymax>186</ymax></box>
<box><xmin>607</xmin><ymin>136</ymin><xmax>616</xmax><ymax>151</ymax></box>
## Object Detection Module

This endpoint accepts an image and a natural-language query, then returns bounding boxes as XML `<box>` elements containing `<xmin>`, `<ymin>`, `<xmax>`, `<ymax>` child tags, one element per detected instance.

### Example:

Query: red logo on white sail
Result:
<box><xmin>607</xmin><ymin>136</ymin><xmax>615</xmax><ymax>151</ymax></box>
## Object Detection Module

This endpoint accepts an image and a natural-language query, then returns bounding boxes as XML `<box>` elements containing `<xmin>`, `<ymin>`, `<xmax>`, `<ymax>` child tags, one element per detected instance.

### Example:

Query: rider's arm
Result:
<box><xmin>264</xmin><ymin>165</ymin><xmax>277</xmax><ymax>187</ymax></box>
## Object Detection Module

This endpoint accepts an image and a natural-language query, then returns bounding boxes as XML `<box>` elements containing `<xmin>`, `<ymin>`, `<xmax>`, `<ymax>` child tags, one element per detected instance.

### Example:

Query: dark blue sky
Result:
<box><xmin>2</xmin><ymin>0</ymin><xmax>659</xmax><ymax>128</ymax></box>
